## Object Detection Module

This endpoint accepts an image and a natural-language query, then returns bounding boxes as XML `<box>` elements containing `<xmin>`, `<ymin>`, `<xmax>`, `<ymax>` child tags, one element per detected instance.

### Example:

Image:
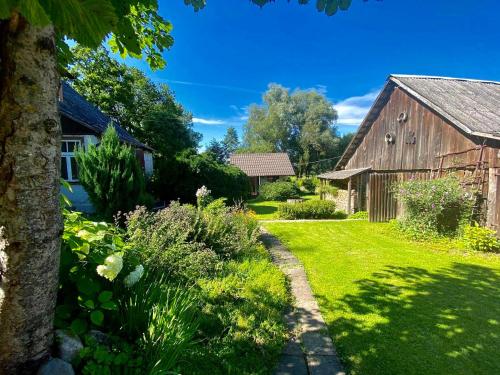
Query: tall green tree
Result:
<box><xmin>243</xmin><ymin>84</ymin><xmax>339</xmax><ymax>175</ymax></box>
<box><xmin>0</xmin><ymin>1</ymin><xmax>352</xmax><ymax>371</ymax></box>
<box><xmin>223</xmin><ymin>126</ymin><xmax>240</xmax><ymax>156</ymax></box>
<box><xmin>69</xmin><ymin>46</ymin><xmax>197</xmax><ymax>145</ymax></box>
<box><xmin>76</xmin><ymin>126</ymin><xmax>149</xmax><ymax>220</ymax></box>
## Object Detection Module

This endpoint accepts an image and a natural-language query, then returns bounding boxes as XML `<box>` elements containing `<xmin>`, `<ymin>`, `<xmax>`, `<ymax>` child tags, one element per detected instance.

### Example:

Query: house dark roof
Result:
<box><xmin>59</xmin><ymin>82</ymin><xmax>151</xmax><ymax>151</ymax></box>
<box><xmin>336</xmin><ymin>75</ymin><xmax>500</xmax><ymax>170</ymax></box>
<box><xmin>229</xmin><ymin>153</ymin><xmax>295</xmax><ymax>177</ymax></box>
<box><xmin>318</xmin><ymin>167</ymin><xmax>371</xmax><ymax>180</ymax></box>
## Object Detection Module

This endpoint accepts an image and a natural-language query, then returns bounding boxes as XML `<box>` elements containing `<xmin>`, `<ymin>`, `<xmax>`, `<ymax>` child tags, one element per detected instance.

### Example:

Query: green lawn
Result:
<box><xmin>247</xmin><ymin>194</ymin><xmax>319</xmax><ymax>219</ymax></box>
<box><xmin>262</xmin><ymin>221</ymin><xmax>500</xmax><ymax>375</ymax></box>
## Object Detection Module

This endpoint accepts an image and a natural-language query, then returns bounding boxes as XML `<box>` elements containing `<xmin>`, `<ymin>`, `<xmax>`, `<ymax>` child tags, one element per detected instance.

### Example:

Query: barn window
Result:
<box><xmin>61</xmin><ymin>139</ymin><xmax>81</xmax><ymax>182</ymax></box>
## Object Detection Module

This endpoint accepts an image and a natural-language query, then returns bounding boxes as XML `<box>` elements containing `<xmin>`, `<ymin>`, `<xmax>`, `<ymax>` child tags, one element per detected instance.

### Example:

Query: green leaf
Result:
<box><xmin>98</xmin><ymin>290</ymin><xmax>113</xmax><ymax>303</ymax></box>
<box><xmin>70</xmin><ymin>318</ymin><xmax>88</xmax><ymax>335</ymax></box>
<box><xmin>55</xmin><ymin>304</ymin><xmax>72</xmax><ymax>320</ymax></box>
<box><xmin>338</xmin><ymin>0</ymin><xmax>352</xmax><ymax>11</ymax></box>
<box><xmin>316</xmin><ymin>0</ymin><xmax>327</xmax><ymax>12</ymax></box>
<box><xmin>78</xmin><ymin>243</ymin><xmax>90</xmax><ymax>255</ymax></box>
<box><xmin>90</xmin><ymin>310</ymin><xmax>104</xmax><ymax>326</ymax></box>
<box><xmin>100</xmin><ymin>301</ymin><xmax>118</xmax><ymax>311</ymax></box>
<box><xmin>77</xmin><ymin>275</ymin><xmax>101</xmax><ymax>295</ymax></box>
<box><xmin>84</xmin><ymin>300</ymin><xmax>95</xmax><ymax>309</ymax></box>
<box><xmin>325</xmin><ymin>0</ymin><xmax>338</xmax><ymax>16</ymax></box>
<box><xmin>18</xmin><ymin>0</ymin><xmax>50</xmax><ymax>25</ymax></box>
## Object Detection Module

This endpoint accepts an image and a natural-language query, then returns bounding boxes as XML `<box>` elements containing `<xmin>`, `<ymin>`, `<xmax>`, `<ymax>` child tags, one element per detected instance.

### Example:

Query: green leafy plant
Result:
<box><xmin>294</xmin><ymin>176</ymin><xmax>320</xmax><ymax>193</ymax></box>
<box><xmin>56</xmin><ymin>209</ymin><xmax>142</xmax><ymax>336</ymax></box>
<box><xmin>76</xmin><ymin>126</ymin><xmax>151</xmax><ymax>220</ymax></box>
<box><xmin>462</xmin><ymin>223</ymin><xmax>499</xmax><ymax>252</ymax></box>
<box><xmin>278</xmin><ymin>200</ymin><xmax>343</xmax><ymax>219</ymax></box>
<box><xmin>120</xmin><ymin>275</ymin><xmax>201</xmax><ymax>374</ymax></box>
<box><xmin>316</xmin><ymin>184</ymin><xmax>339</xmax><ymax>197</ymax></box>
<box><xmin>349</xmin><ymin>211</ymin><xmax>369</xmax><ymax>220</ymax></box>
<box><xmin>259</xmin><ymin>181</ymin><xmax>301</xmax><ymax>201</ymax></box>
<box><xmin>394</xmin><ymin>176</ymin><xmax>475</xmax><ymax>238</ymax></box>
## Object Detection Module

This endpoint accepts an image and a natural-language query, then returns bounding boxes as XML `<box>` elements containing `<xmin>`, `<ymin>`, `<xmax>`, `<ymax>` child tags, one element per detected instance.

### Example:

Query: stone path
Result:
<box><xmin>260</xmin><ymin>229</ymin><xmax>345</xmax><ymax>375</ymax></box>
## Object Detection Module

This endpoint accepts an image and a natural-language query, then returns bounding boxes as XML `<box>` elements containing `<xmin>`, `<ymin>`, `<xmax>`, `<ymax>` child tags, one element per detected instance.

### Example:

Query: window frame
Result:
<box><xmin>61</xmin><ymin>138</ymin><xmax>82</xmax><ymax>182</ymax></box>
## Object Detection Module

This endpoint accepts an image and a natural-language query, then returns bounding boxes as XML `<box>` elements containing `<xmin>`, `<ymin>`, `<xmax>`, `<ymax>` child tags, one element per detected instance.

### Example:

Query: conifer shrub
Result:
<box><xmin>76</xmin><ymin>125</ymin><xmax>151</xmax><ymax>220</ymax></box>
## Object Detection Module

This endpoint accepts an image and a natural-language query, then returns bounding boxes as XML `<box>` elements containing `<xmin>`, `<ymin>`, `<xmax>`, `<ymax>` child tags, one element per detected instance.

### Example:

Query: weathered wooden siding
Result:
<box><xmin>345</xmin><ymin>87</ymin><xmax>497</xmax><ymax>172</ymax></box>
<box><xmin>368</xmin><ymin>173</ymin><xmax>398</xmax><ymax>222</ymax></box>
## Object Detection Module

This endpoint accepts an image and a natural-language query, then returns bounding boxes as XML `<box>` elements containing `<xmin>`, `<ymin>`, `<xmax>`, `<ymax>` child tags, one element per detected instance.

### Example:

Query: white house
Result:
<box><xmin>59</xmin><ymin>82</ymin><xmax>153</xmax><ymax>212</ymax></box>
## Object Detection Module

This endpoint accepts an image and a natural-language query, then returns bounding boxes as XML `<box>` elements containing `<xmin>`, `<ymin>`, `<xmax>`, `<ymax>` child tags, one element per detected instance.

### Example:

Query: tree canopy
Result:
<box><xmin>243</xmin><ymin>84</ymin><xmax>347</xmax><ymax>175</ymax></box>
<box><xmin>69</xmin><ymin>46</ymin><xmax>200</xmax><ymax>154</ymax></box>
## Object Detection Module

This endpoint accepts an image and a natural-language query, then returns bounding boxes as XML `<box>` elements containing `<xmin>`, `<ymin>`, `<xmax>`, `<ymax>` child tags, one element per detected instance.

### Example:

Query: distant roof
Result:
<box><xmin>59</xmin><ymin>82</ymin><xmax>152</xmax><ymax>151</ymax></box>
<box><xmin>318</xmin><ymin>167</ymin><xmax>371</xmax><ymax>180</ymax></box>
<box><xmin>336</xmin><ymin>74</ymin><xmax>500</xmax><ymax>169</ymax></box>
<box><xmin>229</xmin><ymin>153</ymin><xmax>295</xmax><ymax>177</ymax></box>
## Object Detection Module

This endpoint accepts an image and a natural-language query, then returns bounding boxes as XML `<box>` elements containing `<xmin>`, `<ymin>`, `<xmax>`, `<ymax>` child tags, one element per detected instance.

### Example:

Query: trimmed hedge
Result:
<box><xmin>278</xmin><ymin>200</ymin><xmax>345</xmax><ymax>219</ymax></box>
<box><xmin>259</xmin><ymin>181</ymin><xmax>301</xmax><ymax>201</ymax></box>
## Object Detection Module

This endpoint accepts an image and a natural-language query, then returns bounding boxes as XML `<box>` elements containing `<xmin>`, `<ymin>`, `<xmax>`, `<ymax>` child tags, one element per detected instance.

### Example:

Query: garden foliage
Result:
<box><xmin>348</xmin><ymin>211</ymin><xmax>369</xmax><ymax>220</ymax></box>
<box><xmin>259</xmin><ymin>180</ymin><xmax>301</xmax><ymax>201</ymax></box>
<box><xmin>394</xmin><ymin>176</ymin><xmax>475</xmax><ymax>238</ymax></box>
<box><xmin>152</xmin><ymin>151</ymin><xmax>251</xmax><ymax>204</ymax></box>
<box><xmin>293</xmin><ymin>176</ymin><xmax>320</xmax><ymax>193</ymax></box>
<box><xmin>76</xmin><ymin>126</ymin><xmax>151</xmax><ymax>220</ymax></box>
<box><xmin>58</xmin><ymin>187</ymin><xmax>288</xmax><ymax>374</ymax></box>
<box><xmin>278</xmin><ymin>200</ymin><xmax>345</xmax><ymax>219</ymax></box>
<box><xmin>462</xmin><ymin>223</ymin><xmax>499</xmax><ymax>252</ymax></box>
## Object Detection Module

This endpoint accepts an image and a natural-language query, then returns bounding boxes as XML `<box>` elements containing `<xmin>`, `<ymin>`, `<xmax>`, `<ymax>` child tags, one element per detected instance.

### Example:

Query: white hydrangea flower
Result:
<box><xmin>124</xmin><ymin>264</ymin><xmax>145</xmax><ymax>287</ymax></box>
<box><xmin>96</xmin><ymin>253</ymin><xmax>123</xmax><ymax>281</ymax></box>
<box><xmin>196</xmin><ymin>185</ymin><xmax>211</xmax><ymax>198</ymax></box>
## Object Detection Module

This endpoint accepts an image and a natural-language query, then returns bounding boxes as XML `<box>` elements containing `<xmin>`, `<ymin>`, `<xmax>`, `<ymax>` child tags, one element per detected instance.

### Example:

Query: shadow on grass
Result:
<box><xmin>248</xmin><ymin>204</ymin><xmax>278</xmax><ymax>216</ymax></box>
<box><xmin>318</xmin><ymin>263</ymin><xmax>500</xmax><ymax>375</ymax></box>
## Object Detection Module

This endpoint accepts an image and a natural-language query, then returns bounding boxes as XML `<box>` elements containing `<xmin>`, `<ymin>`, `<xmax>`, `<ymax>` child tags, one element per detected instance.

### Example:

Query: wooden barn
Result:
<box><xmin>319</xmin><ymin>75</ymin><xmax>500</xmax><ymax>234</ymax></box>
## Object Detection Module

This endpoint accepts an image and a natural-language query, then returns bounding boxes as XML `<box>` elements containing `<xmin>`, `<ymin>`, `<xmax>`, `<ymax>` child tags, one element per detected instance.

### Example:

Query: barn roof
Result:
<box><xmin>336</xmin><ymin>75</ymin><xmax>500</xmax><ymax>169</ymax></box>
<box><xmin>229</xmin><ymin>153</ymin><xmax>295</xmax><ymax>177</ymax></box>
<box><xmin>59</xmin><ymin>82</ymin><xmax>152</xmax><ymax>151</ymax></box>
<box><xmin>318</xmin><ymin>167</ymin><xmax>371</xmax><ymax>180</ymax></box>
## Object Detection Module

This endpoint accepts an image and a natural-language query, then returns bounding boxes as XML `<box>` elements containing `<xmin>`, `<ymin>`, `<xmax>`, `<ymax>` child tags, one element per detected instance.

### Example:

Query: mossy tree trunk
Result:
<box><xmin>0</xmin><ymin>13</ymin><xmax>62</xmax><ymax>374</ymax></box>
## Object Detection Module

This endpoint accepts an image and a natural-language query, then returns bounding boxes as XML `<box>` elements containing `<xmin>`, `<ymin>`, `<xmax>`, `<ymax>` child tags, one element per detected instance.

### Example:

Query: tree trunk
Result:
<box><xmin>0</xmin><ymin>14</ymin><xmax>62</xmax><ymax>374</ymax></box>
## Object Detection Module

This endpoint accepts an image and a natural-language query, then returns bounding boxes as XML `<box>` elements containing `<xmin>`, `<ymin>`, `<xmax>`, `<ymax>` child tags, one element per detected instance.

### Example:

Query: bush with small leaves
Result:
<box><xmin>349</xmin><ymin>211</ymin><xmax>369</xmax><ymax>220</ymax></box>
<box><xmin>278</xmin><ymin>200</ymin><xmax>343</xmax><ymax>219</ymax></box>
<box><xmin>462</xmin><ymin>223</ymin><xmax>499</xmax><ymax>252</ymax></box>
<box><xmin>259</xmin><ymin>181</ymin><xmax>301</xmax><ymax>201</ymax></box>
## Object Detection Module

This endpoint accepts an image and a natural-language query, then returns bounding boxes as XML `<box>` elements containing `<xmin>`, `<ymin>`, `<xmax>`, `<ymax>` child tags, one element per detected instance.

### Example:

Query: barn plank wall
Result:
<box><xmin>345</xmin><ymin>88</ymin><xmax>497</xmax><ymax>172</ymax></box>
<box><xmin>343</xmin><ymin>87</ymin><xmax>500</xmax><ymax>231</ymax></box>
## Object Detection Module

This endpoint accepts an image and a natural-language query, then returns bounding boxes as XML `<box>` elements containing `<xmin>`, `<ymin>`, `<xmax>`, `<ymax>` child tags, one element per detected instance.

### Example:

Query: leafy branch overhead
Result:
<box><xmin>0</xmin><ymin>0</ymin><xmax>173</xmax><ymax>70</ymax></box>
<box><xmin>185</xmin><ymin>0</ymin><xmax>353</xmax><ymax>16</ymax></box>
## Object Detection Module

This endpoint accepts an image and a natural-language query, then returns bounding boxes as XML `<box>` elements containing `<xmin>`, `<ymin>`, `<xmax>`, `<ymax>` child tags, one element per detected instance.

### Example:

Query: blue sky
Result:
<box><xmin>129</xmin><ymin>0</ymin><xmax>500</xmax><ymax>147</ymax></box>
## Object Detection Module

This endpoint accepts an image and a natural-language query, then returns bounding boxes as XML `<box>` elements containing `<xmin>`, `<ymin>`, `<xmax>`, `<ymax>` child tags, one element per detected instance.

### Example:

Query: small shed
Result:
<box><xmin>229</xmin><ymin>153</ymin><xmax>295</xmax><ymax>195</ymax></box>
<box><xmin>320</xmin><ymin>75</ymin><xmax>500</xmax><ymax>234</ymax></box>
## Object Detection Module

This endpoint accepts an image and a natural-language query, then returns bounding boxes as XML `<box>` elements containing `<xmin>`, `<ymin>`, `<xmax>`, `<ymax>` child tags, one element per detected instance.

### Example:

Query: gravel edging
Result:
<box><xmin>260</xmin><ymin>228</ymin><xmax>345</xmax><ymax>375</ymax></box>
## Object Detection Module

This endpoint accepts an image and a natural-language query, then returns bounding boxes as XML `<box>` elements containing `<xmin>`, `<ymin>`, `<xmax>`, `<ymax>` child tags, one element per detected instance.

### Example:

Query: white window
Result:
<box><xmin>61</xmin><ymin>139</ymin><xmax>81</xmax><ymax>182</ymax></box>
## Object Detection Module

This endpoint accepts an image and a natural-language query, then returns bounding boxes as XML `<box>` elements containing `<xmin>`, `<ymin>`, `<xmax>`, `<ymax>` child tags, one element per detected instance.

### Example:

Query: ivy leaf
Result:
<box><xmin>90</xmin><ymin>310</ymin><xmax>104</xmax><ymax>326</ymax></box>
<box><xmin>98</xmin><ymin>290</ymin><xmax>113</xmax><ymax>303</ymax></box>
<box><xmin>70</xmin><ymin>318</ymin><xmax>88</xmax><ymax>335</ymax></box>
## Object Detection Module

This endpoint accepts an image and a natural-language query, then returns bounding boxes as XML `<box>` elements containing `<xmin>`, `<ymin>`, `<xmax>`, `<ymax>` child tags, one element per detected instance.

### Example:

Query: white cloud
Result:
<box><xmin>192</xmin><ymin>117</ymin><xmax>226</xmax><ymax>125</ymax></box>
<box><xmin>335</xmin><ymin>90</ymin><xmax>380</xmax><ymax>126</ymax></box>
